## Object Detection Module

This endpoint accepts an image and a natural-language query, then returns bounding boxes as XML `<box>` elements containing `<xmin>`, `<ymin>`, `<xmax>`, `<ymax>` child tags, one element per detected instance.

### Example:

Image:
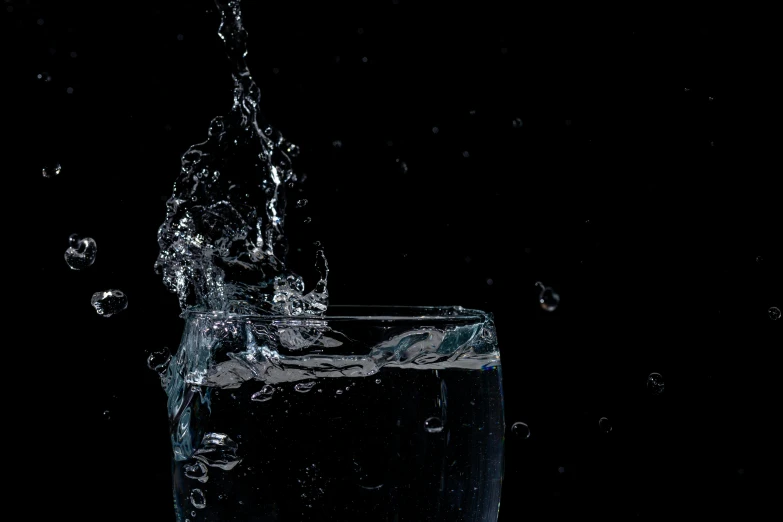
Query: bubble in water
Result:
<box><xmin>64</xmin><ymin>234</ymin><xmax>97</xmax><ymax>269</ymax></box>
<box><xmin>647</xmin><ymin>372</ymin><xmax>665</xmax><ymax>395</ymax></box>
<box><xmin>510</xmin><ymin>421</ymin><xmax>530</xmax><ymax>439</ymax></box>
<box><xmin>598</xmin><ymin>417</ymin><xmax>612</xmax><ymax>434</ymax></box>
<box><xmin>190</xmin><ymin>488</ymin><xmax>206</xmax><ymax>509</ymax></box>
<box><xmin>512</xmin><ymin>118</ymin><xmax>523</xmax><ymax>128</ymax></box>
<box><xmin>251</xmin><ymin>384</ymin><xmax>275</xmax><ymax>402</ymax></box>
<box><xmin>296</xmin><ymin>199</ymin><xmax>308</xmax><ymax>208</ymax></box>
<box><xmin>184</xmin><ymin>462</ymin><xmax>209</xmax><ymax>483</ymax></box>
<box><xmin>42</xmin><ymin>164</ymin><xmax>61</xmax><ymax>178</ymax></box>
<box><xmin>91</xmin><ymin>290</ymin><xmax>128</xmax><ymax>317</ymax></box>
<box><xmin>193</xmin><ymin>433</ymin><xmax>241</xmax><ymax>471</ymax></box>
<box><xmin>424</xmin><ymin>417</ymin><xmax>444</xmax><ymax>433</ymax></box>
<box><xmin>294</xmin><ymin>381</ymin><xmax>316</xmax><ymax>393</ymax></box>
<box><xmin>535</xmin><ymin>282</ymin><xmax>560</xmax><ymax>312</ymax></box>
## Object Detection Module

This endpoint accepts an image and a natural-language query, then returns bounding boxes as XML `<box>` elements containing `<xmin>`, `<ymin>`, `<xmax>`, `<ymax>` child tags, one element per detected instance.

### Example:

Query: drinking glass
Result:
<box><xmin>165</xmin><ymin>305</ymin><xmax>505</xmax><ymax>521</ymax></box>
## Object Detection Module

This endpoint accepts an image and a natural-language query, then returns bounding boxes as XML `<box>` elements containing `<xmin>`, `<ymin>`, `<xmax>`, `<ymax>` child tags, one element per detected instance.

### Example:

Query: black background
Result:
<box><xmin>5</xmin><ymin>1</ymin><xmax>781</xmax><ymax>520</ymax></box>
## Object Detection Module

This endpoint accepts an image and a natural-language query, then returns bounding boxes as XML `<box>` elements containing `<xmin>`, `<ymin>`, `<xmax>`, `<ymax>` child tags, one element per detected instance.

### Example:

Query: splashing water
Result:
<box><xmin>155</xmin><ymin>0</ymin><xmax>327</xmax><ymax>316</ymax></box>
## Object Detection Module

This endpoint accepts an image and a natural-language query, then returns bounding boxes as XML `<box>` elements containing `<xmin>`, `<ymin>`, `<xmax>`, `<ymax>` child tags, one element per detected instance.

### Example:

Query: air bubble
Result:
<box><xmin>190</xmin><ymin>489</ymin><xmax>206</xmax><ymax>509</ymax></box>
<box><xmin>91</xmin><ymin>290</ymin><xmax>128</xmax><ymax>317</ymax></box>
<box><xmin>598</xmin><ymin>417</ymin><xmax>612</xmax><ymax>434</ymax></box>
<box><xmin>770</xmin><ymin>307</ymin><xmax>781</xmax><ymax>321</ymax></box>
<box><xmin>647</xmin><ymin>372</ymin><xmax>665</xmax><ymax>395</ymax></box>
<box><xmin>64</xmin><ymin>234</ymin><xmax>97</xmax><ymax>269</ymax></box>
<box><xmin>512</xmin><ymin>118</ymin><xmax>523</xmax><ymax>128</ymax></box>
<box><xmin>251</xmin><ymin>385</ymin><xmax>275</xmax><ymax>402</ymax></box>
<box><xmin>294</xmin><ymin>381</ymin><xmax>316</xmax><ymax>393</ymax></box>
<box><xmin>424</xmin><ymin>417</ymin><xmax>444</xmax><ymax>433</ymax></box>
<box><xmin>535</xmin><ymin>282</ymin><xmax>560</xmax><ymax>312</ymax></box>
<box><xmin>296</xmin><ymin>199</ymin><xmax>308</xmax><ymax>208</ymax></box>
<box><xmin>510</xmin><ymin>421</ymin><xmax>530</xmax><ymax>439</ymax></box>
<box><xmin>303</xmin><ymin>217</ymin><xmax>312</xmax><ymax>224</ymax></box>
<box><xmin>147</xmin><ymin>349</ymin><xmax>172</xmax><ymax>373</ymax></box>
<box><xmin>42</xmin><ymin>164</ymin><xmax>61</xmax><ymax>178</ymax></box>
<box><xmin>184</xmin><ymin>462</ymin><xmax>209</xmax><ymax>483</ymax></box>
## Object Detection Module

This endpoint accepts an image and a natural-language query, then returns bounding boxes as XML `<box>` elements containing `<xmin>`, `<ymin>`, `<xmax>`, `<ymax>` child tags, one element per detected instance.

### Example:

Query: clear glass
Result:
<box><xmin>165</xmin><ymin>305</ymin><xmax>505</xmax><ymax>521</ymax></box>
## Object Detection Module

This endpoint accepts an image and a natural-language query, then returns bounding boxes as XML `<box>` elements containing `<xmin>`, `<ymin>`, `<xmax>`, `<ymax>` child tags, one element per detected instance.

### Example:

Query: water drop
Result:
<box><xmin>558</xmin><ymin>466</ymin><xmax>565</xmax><ymax>474</ymax></box>
<box><xmin>335</xmin><ymin>389</ymin><xmax>343</xmax><ymax>395</ymax></box>
<box><xmin>64</xmin><ymin>234</ymin><xmax>97</xmax><ymax>269</ymax></box>
<box><xmin>294</xmin><ymin>381</ymin><xmax>316</xmax><ymax>393</ymax></box>
<box><xmin>598</xmin><ymin>417</ymin><xmax>612</xmax><ymax>434</ymax></box>
<box><xmin>332</xmin><ymin>140</ymin><xmax>342</xmax><ymax>148</ymax></box>
<box><xmin>647</xmin><ymin>372</ymin><xmax>665</xmax><ymax>395</ymax></box>
<box><xmin>512</xmin><ymin>118</ymin><xmax>523</xmax><ymax>128</ymax></box>
<box><xmin>432</xmin><ymin>126</ymin><xmax>440</xmax><ymax>134</ymax></box>
<box><xmin>147</xmin><ymin>349</ymin><xmax>172</xmax><ymax>373</ymax></box>
<box><xmin>296</xmin><ymin>199</ymin><xmax>308</xmax><ymax>208</ymax></box>
<box><xmin>756</xmin><ymin>256</ymin><xmax>763</xmax><ymax>263</ymax></box>
<box><xmin>770</xmin><ymin>307</ymin><xmax>781</xmax><ymax>321</ymax></box>
<box><xmin>190</xmin><ymin>488</ymin><xmax>206</xmax><ymax>509</ymax></box>
<box><xmin>103</xmin><ymin>410</ymin><xmax>110</xmax><ymax>420</ymax></box>
<box><xmin>251</xmin><ymin>384</ymin><xmax>275</xmax><ymax>402</ymax></box>
<box><xmin>535</xmin><ymin>282</ymin><xmax>560</xmax><ymax>312</ymax></box>
<box><xmin>424</xmin><ymin>417</ymin><xmax>444</xmax><ymax>433</ymax></box>
<box><xmin>91</xmin><ymin>290</ymin><xmax>128</xmax><ymax>317</ymax></box>
<box><xmin>184</xmin><ymin>462</ymin><xmax>209</xmax><ymax>483</ymax></box>
<box><xmin>510</xmin><ymin>421</ymin><xmax>530</xmax><ymax>439</ymax></box>
<box><xmin>375</xmin><ymin>378</ymin><xmax>381</xmax><ymax>384</ymax></box>
<box><xmin>462</xmin><ymin>151</ymin><xmax>470</xmax><ymax>158</ymax></box>
<box><xmin>303</xmin><ymin>217</ymin><xmax>312</xmax><ymax>224</ymax></box>
<box><xmin>42</xmin><ymin>163</ymin><xmax>61</xmax><ymax>178</ymax></box>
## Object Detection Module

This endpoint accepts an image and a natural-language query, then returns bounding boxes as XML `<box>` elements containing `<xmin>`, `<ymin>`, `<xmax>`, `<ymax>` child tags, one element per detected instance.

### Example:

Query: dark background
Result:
<box><xmin>5</xmin><ymin>1</ymin><xmax>780</xmax><ymax>520</ymax></box>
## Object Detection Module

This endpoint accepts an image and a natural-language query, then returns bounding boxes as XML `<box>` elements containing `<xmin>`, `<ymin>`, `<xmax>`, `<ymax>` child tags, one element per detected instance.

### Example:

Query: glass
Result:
<box><xmin>165</xmin><ymin>305</ymin><xmax>505</xmax><ymax>521</ymax></box>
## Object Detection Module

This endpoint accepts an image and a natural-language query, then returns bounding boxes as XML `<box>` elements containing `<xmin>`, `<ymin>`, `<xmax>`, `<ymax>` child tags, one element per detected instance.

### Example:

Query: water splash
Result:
<box><xmin>155</xmin><ymin>0</ymin><xmax>327</xmax><ymax>316</ymax></box>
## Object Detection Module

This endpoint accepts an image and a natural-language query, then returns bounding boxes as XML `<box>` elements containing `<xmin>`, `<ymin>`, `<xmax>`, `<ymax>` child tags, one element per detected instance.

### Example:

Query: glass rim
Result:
<box><xmin>182</xmin><ymin>305</ymin><xmax>490</xmax><ymax>323</ymax></box>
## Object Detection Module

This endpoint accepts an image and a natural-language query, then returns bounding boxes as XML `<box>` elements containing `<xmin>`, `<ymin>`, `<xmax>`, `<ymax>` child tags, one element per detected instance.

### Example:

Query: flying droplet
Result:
<box><xmin>64</xmin><ymin>234</ymin><xmax>97</xmax><ymax>269</ymax></box>
<box><xmin>147</xmin><ymin>349</ymin><xmax>172</xmax><ymax>373</ymax></box>
<box><xmin>190</xmin><ymin>488</ymin><xmax>206</xmax><ymax>509</ymax></box>
<box><xmin>512</xmin><ymin>118</ymin><xmax>523</xmax><ymax>128</ymax></box>
<box><xmin>251</xmin><ymin>384</ymin><xmax>275</xmax><ymax>402</ymax></box>
<box><xmin>332</xmin><ymin>140</ymin><xmax>342</xmax><ymax>148</ymax></box>
<box><xmin>510</xmin><ymin>421</ymin><xmax>530</xmax><ymax>439</ymax></box>
<box><xmin>184</xmin><ymin>462</ymin><xmax>209</xmax><ymax>483</ymax></box>
<box><xmin>294</xmin><ymin>381</ymin><xmax>316</xmax><ymax>393</ymax></box>
<box><xmin>462</xmin><ymin>151</ymin><xmax>470</xmax><ymax>158</ymax></box>
<box><xmin>296</xmin><ymin>199</ymin><xmax>308</xmax><ymax>208</ymax></box>
<box><xmin>42</xmin><ymin>163</ymin><xmax>61</xmax><ymax>178</ymax></box>
<box><xmin>335</xmin><ymin>389</ymin><xmax>343</xmax><ymax>395</ymax></box>
<box><xmin>424</xmin><ymin>417</ymin><xmax>444</xmax><ymax>433</ymax></box>
<box><xmin>756</xmin><ymin>256</ymin><xmax>763</xmax><ymax>263</ymax></box>
<box><xmin>535</xmin><ymin>282</ymin><xmax>560</xmax><ymax>312</ymax></box>
<box><xmin>91</xmin><ymin>290</ymin><xmax>128</xmax><ymax>317</ymax></box>
<box><xmin>303</xmin><ymin>217</ymin><xmax>312</xmax><ymax>224</ymax></box>
<box><xmin>375</xmin><ymin>378</ymin><xmax>381</xmax><ymax>384</ymax></box>
<box><xmin>599</xmin><ymin>417</ymin><xmax>612</xmax><ymax>434</ymax></box>
<box><xmin>103</xmin><ymin>410</ymin><xmax>110</xmax><ymax>420</ymax></box>
<box><xmin>770</xmin><ymin>307</ymin><xmax>781</xmax><ymax>321</ymax></box>
<box><xmin>397</xmin><ymin>160</ymin><xmax>408</xmax><ymax>174</ymax></box>
<box><xmin>647</xmin><ymin>372</ymin><xmax>665</xmax><ymax>395</ymax></box>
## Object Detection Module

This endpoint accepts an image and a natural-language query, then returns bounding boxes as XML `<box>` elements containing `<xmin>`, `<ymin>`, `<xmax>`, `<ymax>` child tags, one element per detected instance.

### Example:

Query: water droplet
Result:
<box><xmin>769</xmin><ymin>307</ymin><xmax>781</xmax><ymax>321</ymax></box>
<box><xmin>184</xmin><ymin>462</ymin><xmax>209</xmax><ymax>483</ymax></box>
<box><xmin>396</xmin><ymin>159</ymin><xmax>408</xmax><ymax>174</ymax></box>
<box><xmin>510</xmin><ymin>421</ymin><xmax>530</xmax><ymax>439</ymax></box>
<box><xmin>190</xmin><ymin>488</ymin><xmax>206</xmax><ymax>509</ymax></box>
<box><xmin>332</xmin><ymin>140</ymin><xmax>342</xmax><ymax>148</ymax></box>
<box><xmin>335</xmin><ymin>389</ymin><xmax>343</xmax><ymax>395</ymax></box>
<box><xmin>251</xmin><ymin>384</ymin><xmax>275</xmax><ymax>402</ymax></box>
<box><xmin>647</xmin><ymin>372</ymin><xmax>665</xmax><ymax>395</ymax></box>
<box><xmin>558</xmin><ymin>466</ymin><xmax>565</xmax><ymax>474</ymax></box>
<box><xmin>375</xmin><ymin>378</ymin><xmax>381</xmax><ymax>384</ymax></box>
<box><xmin>37</xmin><ymin>72</ymin><xmax>53</xmax><ymax>82</ymax></box>
<box><xmin>294</xmin><ymin>381</ymin><xmax>316</xmax><ymax>393</ymax></box>
<box><xmin>512</xmin><ymin>118</ymin><xmax>523</xmax><ymax>128</ymax></box>
<box><xmin>598</xmin><ymin>417</ymin><xmax>612</xmax><ymax>434</ymax></box>
<box><xmin>424</xmin><ymin>417</ymin><xmax>444</xmax><ymax>433</ymax></box>
<box><xmin>64</xmin><ymin>234</ymin><xmax>97</xmax><ymax>269</ymax></box>
<box><xmin>42</xmin><ymin>163</ymin><xmax>61</xmax><ymax>178</ymax></box>
<box><xmin>296</xmin><ymin>199</ymin><xmax>308</xmax><ymax>208</ymax></box>
<box><xmin>756</xmin><ymin>256</ymin><xmax>763</xmax><ymax>263</ymax></box>
<box><xmin>91</xmin><ymin>289</ymin><xmax>128</xmax><ymax>317</ymax></box>
<box><xmin>303</xmin><ymin>217</ymin><xmax>312</xmax><ymax>224</ymax></box>
<box><xmin>66</xmin><ymin>87</ymin><xmax>74</xmax><ymax>94</ymax></box>
<box><xmin>535</xmin><ymin>282</ymin><xmax>560</xmax><ymax>312</ymax></box>
<box><xmin>684</xmin><ymin>87</ymin><xmax>690</xmax><ymax>92</ymax></box>
<box><xmin>432</xmin><ymin>126</ymin><xmax>439</xmax><ymax>134</ymax></box>
<box><xmin>462</xmin><ymin>151</ymin><xmax>470</xmax><ymax>158</ymax></box>
<box><xmin>103</xmin><ymin>410</ymin><xmax>110</xmax><ymax>420</ymax></box>
<box><xmin>486</xmin><ymin>278</ymin><xmax>494</xmax><ymax>286</ymax></box>
<box><xmin>147</xmin><ymin>349</ymin><xmax>172</xmax><ymax>373</ymax></box>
